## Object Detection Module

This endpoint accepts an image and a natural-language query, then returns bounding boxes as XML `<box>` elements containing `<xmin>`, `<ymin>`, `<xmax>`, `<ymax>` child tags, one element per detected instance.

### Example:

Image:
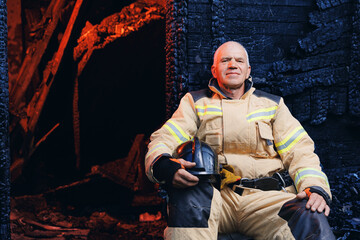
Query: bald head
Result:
<box><xmin>213</xmin><ymin>41</ymin><xmax>250</xmax><ymax>66</ymax></box>
<box><xmin>211</xmin><ymin>40</ymin><xmax>252</xmax><ymax>99</ymax></box>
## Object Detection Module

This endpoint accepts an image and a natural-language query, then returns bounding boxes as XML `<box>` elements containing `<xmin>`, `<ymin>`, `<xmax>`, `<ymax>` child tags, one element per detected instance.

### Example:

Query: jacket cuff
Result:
<box><xmin>152</xmin><ymin>155</ymin><xmax>184</xmax><ymax>184</ymax></box>
<box><xmin>307</xmin><ymin>186</ymin><xmax>332</xmax><ymax>206</ymax></box>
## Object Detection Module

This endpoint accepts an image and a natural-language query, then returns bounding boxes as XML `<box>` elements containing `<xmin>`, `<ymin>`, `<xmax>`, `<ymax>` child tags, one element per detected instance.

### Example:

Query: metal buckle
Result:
<box><xmin>275</xmin><ymin>172</ymin><xmax>288</xmax><ymax>192</ymax></box>
<box><xmin>231</xmin><ymin>178</ymin><xmax>248</xmax><ymax>191</ymax></box>
<box><xmin>239</xmin><ymin>178</ymin><xmax>249</xmax><ymax>186</ymax></box>
<box><xmin>275</xmin><ymin>172</ymin><xmax>286</xmax><ymax>187</ymax></box>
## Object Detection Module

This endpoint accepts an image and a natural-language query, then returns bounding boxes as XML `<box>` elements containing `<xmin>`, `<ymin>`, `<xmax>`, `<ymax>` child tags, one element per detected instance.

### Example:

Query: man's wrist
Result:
<box><xmin>153</xmin><ymin>155</ymin><xmax>184</xmax><ymax>184</ymax></box>
<box><xmin>305</xmin><ymin>186</ymin><xmax>332</xmax><ymax>206</ymax></box>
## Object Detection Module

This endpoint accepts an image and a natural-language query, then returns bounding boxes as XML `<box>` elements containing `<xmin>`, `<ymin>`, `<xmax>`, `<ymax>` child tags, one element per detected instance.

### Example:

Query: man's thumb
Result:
<box><xmin>296</xmin><ymin>191</ymin><xmax>307</xmax><ymax>199</ymax></box>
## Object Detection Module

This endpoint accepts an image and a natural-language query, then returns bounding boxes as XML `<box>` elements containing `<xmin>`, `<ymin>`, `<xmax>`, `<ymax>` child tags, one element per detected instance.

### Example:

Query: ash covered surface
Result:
<box><xmin>327</xmin><ymin>168</ymin><xmax>360</xmax><ymax>239</ymax></box>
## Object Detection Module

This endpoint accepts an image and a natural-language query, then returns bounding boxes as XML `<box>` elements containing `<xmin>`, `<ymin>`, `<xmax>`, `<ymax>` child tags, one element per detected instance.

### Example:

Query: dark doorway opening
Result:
<box><xmin>78</xmin><ymin>19</ymin><xmax>166</xmax><ymax>168</ymax></box>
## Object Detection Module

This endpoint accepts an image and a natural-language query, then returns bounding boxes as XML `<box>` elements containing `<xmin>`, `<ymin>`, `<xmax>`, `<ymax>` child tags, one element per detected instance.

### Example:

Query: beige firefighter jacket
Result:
<box><xmin>145</xmin><ymin>78</ymin><xmax>331</xmax><ymax>197</ymax></box>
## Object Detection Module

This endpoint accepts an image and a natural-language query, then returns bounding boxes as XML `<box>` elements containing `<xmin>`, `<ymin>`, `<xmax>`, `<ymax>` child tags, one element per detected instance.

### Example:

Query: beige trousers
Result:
<box><xmin>165</xmin><ymin>186</ymin><xmax>297</xmax><ymax>240</ymax></box>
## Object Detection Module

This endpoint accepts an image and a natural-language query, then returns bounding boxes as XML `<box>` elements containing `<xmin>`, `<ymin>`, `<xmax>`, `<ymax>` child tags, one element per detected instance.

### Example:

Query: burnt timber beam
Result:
<box><xmin>26</xmin><ymin>0</ymin><xmax>85</xmax><ymax>135</ymax></box>
<box><xmin>10</xmin><ymin>0</ymin><xmax>86</xmax><ymax>182</ymax></box>
<box><xmin>9</xmin><ymin>0</ymin><xmax>67</xmax><ymax>117</ymax></box>
<box><xmin>165</xmin><ymin>0</ymin><xmax>189</xmax><ymax>117</ymax></box>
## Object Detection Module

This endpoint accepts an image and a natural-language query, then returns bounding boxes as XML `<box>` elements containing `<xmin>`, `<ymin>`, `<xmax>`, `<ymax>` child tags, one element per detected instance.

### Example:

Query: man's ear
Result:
<box><xmin>246</xmin><ymin>66</ymin><xmax>251</xmax><ymax>78</ymax></box>
<box><xmin>211</xmin><ymin>65</ymin><xmax>217</xmax><ymax>79</ymax></box>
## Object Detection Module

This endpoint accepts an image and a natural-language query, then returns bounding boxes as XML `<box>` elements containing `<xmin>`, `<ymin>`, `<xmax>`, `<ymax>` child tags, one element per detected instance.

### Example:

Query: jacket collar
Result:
<box><xmin>208</xmin><ymin>76</ymin><xmax>254</xmax><ymax>99</ymax></box>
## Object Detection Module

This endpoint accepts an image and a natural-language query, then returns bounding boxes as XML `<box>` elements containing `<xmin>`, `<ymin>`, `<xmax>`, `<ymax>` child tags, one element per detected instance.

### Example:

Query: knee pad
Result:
<box><xmin>167</xmin><ymin>181</ymin><xmax>214</xmax><ymax>228</ymax></box>
<box><xmin>278</xmin><ymin>198</ymin><xmax>335</xmax><ymax>240</ymax></box>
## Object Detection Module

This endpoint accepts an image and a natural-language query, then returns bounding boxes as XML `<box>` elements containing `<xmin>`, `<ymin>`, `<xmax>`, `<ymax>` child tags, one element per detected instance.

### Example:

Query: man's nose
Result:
<box><xmin>228</xmin><ymin>59</ymin><xmax>237</xmax><ymax>68</ymax></box>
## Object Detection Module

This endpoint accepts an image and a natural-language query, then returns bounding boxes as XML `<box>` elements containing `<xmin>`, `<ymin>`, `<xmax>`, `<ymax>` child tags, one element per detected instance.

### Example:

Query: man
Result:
<box><xmin>145</xmin><ymin>41</ymin><xmax>335</xmax><ymax>239</ymax></box>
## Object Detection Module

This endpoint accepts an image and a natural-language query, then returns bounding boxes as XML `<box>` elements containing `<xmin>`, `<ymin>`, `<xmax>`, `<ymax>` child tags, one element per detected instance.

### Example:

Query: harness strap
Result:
<box><xmin>229</xmin><ymin>171</ymin><xmax>294</xmax><ymax>196</ymax></box>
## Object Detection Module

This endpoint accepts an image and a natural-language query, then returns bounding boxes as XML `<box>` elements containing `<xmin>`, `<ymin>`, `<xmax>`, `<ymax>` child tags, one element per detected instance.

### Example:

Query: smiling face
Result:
<box><xmin>211</xmin><ymin>42</ymin><xmax>251</xmax><ymax>98</ymax></box>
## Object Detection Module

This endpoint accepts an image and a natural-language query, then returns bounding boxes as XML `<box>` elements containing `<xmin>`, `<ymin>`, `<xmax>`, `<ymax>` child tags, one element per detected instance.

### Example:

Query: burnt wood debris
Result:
<box><xmin>3</xmin><ymin>0</ymin><xmax>360</xmax><ymax>239</ymax></box>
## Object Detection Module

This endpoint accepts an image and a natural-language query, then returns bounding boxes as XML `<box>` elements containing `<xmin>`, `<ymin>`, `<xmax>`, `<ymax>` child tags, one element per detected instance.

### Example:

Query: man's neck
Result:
<box><xmin>220</xmin><ymin>85</ymin><xmax>245</xmax><ymax>99</ymax></box>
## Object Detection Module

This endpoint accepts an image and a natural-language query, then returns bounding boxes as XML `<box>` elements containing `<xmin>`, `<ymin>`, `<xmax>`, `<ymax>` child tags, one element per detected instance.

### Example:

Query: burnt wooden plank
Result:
<box><xmin>309</xmin><ymin>3</ymin><xmax>352</xmax><ymax>27</ymax></box>
<box><xmin>285</xmin><ymin>89</ymin><xmax>311</xmax><ymax>122</ymax></box>
<box><xmin>188</xmin><ymin>0</ymin><xmax>210</xmax><ymax>4</ymax></box>
<box><xmin>299</xmin><ymin>35</ymin><xmax>350</xmax><ymax>56</ymax></box>
<box><xmin>187</xmin><ymin>34</ymin><xmax>212</xmax><ymax>51</ymax></box>
<box><xmin>329</xmin><ymin>86</ymin><xmax>347</xmax><ymax>115</ymax></box>
<box><xmin>227</xmin><ymin>0</ymin><xmax>314</xmax><ymax>7</ymax></box>
<box><xmin>348</xmin><ymin>2</ymin><xmax>360</xmax><ymax>116</ymax></box>
<box><xmin>225</xmin><ymin>21</ymin><xmax>307</xmax><ymax>36</ymax></box>
<box><xmin>188</xmin><ymin>2</ymin><xmax>211</xmax><ymax>14</ymax></box>
<box><xmin>188</xmin><ymin>15</ymin><xmax>211</xmax><ymax>33</ymax></box>
<box><xmin>225</xmin><ymin>5</ymin><xmax>312</xmax><ymax>22</ymax></box>
<box><xmin>273</xmin><ymin>50</ymin><xmax>349</xmax><ymax>75</ymax></box>
<box><xmin>310</xmin><ymin>87</ymin><xmax>329</xmax><ymax>125</ymax></box>
<box><xmin>276</xmin><ymin>66</ymin><xmax>348</xmax><ymax>96</ymax></box>
<box><xmin>250</xmin><ymin>63</ymin><xmax>274</xmax><ymax>79</ymax></box>
<box><xmin>298</xmin><ymin>18</ymin><xmax>352</xmax><ymax>53</ymax></box>
<box><xmin>316</xmin><ymin>0</ymin><xmax>352</xmax><ymax>10</ymax></box>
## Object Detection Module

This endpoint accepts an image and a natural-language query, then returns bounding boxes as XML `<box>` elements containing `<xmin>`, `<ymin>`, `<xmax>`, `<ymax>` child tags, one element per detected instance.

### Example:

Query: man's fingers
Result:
<box><xmin>325</xmin><ymin>205</ymin><xmax>330</xmax><ymax>217</ymax></box>
<box><xmin>172</xmin><ymin>169</ymin><xmax>199</xmax><ymax>188</ymax></box>
<box><xmin>317</xmin><ymin>200</ymin><xmax>327</xmax><ymax>213</ymax></box>
<box><xmin>305</xmin><ymin>194</ymin><xmax>316</xmax><ymax>209</ymax></box>
<box><xmin>180</xmin><ymin>169</ymin><xmax>199</xmax><ymax>182</ymax></box>
<box><xmin>178</xmin><ymin>159</ymin><xmax>196</xmax><ymax>168</ymax></box>
<box><xmin>310</xmin><ymin>197</ymin><xmax>322</xmax><ymax>212</ymax></box>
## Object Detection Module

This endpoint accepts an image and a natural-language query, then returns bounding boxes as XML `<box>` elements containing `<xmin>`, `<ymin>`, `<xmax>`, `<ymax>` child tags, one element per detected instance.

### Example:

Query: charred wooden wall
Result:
<box><xmin>166</xmin><ymin>0</ymin><xmax>360</xmax><ymax>170</ymax></box>
<box><xmin>0</xmin><ymin>0</ymin><xmax>10</xmax><ymax>238</ymax></box>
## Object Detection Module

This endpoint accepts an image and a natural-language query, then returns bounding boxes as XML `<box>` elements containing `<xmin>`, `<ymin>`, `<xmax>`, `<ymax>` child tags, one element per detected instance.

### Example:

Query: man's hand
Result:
<box><xmin>172</xmin><ymin>159</ymin><xmax>199</xmax><ymax>188</ymax></box>
<box><xmin>296</xmin><ymin>191</ymin><xmax>330</xmax><ymax>216</ymax></box>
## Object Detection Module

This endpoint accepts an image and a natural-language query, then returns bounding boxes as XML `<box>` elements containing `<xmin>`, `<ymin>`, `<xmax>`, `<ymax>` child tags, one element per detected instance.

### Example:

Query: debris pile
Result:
<box><xmin>11</xmin><ymin>194</ymin><xmax>166</xmax><ymax>239</ymax></box>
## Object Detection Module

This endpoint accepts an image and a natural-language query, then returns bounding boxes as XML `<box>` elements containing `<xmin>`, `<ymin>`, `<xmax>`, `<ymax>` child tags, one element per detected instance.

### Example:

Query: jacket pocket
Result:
<box><xmin>253</xmin><ymin>121</ymin><xmax>278</xmax><ymax>158</ymax></box>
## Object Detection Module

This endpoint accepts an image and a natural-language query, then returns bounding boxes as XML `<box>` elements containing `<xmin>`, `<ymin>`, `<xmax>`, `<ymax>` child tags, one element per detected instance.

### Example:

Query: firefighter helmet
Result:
<box><xmin>174</xmin><ymin>137</ymin><xmax>219</xmax><ymax>176</ymax></box>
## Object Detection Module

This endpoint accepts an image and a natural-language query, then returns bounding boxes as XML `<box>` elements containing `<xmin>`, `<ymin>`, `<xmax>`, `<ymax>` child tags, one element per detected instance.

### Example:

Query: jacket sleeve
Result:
<box><xmin>272</xmin><ymin>98</ymin><xmax>331</xmax><ymax>199</ymax></box>
<box><xmin>145</xmin><ymin>93</ymin><xmax>199</xmax><ymax>183</ymax></box>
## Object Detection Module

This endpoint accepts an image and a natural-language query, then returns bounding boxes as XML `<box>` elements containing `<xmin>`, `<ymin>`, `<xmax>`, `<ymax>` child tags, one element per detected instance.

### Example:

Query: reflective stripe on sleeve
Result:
<box><xmin>246</xmin><ymin>106</ymin><xmax>277</xmax><ymax>122</ymax></box>
<box><xmin>275</xmin><ymin>126</ymin><xmax>306</xmax><ymax>154</ymax></box>
<box><xmin>164</xmin><ymin>120</ymin><xmax>191</xmax><ymax>144</ymax></box>
<box><xmin>196</xmin><ymin>105</ymin><xmax>222</xmax><ymax>116</ymax></box>
<box><xmin>146</xmin><ymin>143</ymin><xmax>167</xmax><ymax>159</ymax></box>
<box><xmin>295</xmin><ymin>168</ymin><xmax>330</xmax><ymax>189</ymax></box>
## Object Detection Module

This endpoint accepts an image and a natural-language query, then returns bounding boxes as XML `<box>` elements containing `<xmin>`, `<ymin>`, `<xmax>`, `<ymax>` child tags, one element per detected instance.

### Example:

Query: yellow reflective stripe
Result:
<box><xmin>275</xmin><ymin>126</ymin><xmax>306</xmax><ymax>154</ymax></box>
<box><xmin>146</xmin><ymin>143</ymin><xmax>167</xmax><ymax>159</ymax></box>
<box><xmin>197</xmin><ymin>111</ymin><xmax>223</xmax><ymax>116</ymax></box>
<box><xmin>196</xmin><ymin>105</ymin><xmax>223</xmax><ymax>116</ymax></box>
<box><xmin>295</xmin><ymin>168</ymin><xmax>330</xmax><ymax>189</ymax></box>
<box><xmin>164</xmin><ymin>120</ymin><xmax>190</xmax><ymax>144</ymax></box>
<box><xmin>246</xmin><ymin>106</ymin><xmax>278</xmax><ymax>122</ymax></box>
<box><xmin>196</xmin><ymin>105</ymin><xmax>222</xmax><ymax>110</ymax></box>
<box><xmin>247</xmin><ymin>114</ymin><xmax>275</xmax><ymax>122</ymax></box>
<box><xmin>164</xmin><ymin>125</ymin><xmax>182</xmax><ymax>143</ymax></box>
<box><xmin>246</xmin><ymin>106</ymin><xmax>278</xmax><ymax>117</ymax></box>
<box><xmin>277</xmin><ymin>132</ymin><xmax>306</xmax><ymax>154</ymax></box>
<box><xmin>276</xmin><ymin>126</ymin><xmax>303</xmax><ymax>147</ymax></box>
